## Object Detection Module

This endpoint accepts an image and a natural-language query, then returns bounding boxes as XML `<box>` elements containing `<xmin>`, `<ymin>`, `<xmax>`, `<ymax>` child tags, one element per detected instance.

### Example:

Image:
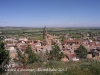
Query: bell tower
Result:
<box><xmin>43</xmin><ymin>27</ymin><xmax>48</xmax><ymax>45</ymax></box>
<box><xmin>43</xmin><ymin>27</ymin><xmax>47</xmax><ymax>40</ymax></box>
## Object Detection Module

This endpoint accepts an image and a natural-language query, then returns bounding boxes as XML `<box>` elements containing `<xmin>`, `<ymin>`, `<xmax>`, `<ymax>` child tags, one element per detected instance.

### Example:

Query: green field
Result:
<box><xmin>0</xmin><ymin>27</ymin><xmax>100</xmax><ymax>41</ymax></box>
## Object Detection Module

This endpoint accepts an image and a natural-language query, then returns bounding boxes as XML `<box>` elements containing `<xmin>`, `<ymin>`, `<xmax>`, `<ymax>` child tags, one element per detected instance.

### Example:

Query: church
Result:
<box><xmin>42</xmin><ymin>27</ymin><xmax>53</xmax><ymax>46</ymax></box>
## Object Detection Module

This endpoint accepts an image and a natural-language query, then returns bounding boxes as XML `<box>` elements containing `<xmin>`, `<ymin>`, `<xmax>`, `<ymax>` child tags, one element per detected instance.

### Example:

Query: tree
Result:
<box><xmin>25</xmin><ymin>45</ymin><xmax>38</xmax><ymax>64</ymax></box>
<box><xmin>14</xmin><ymin>48</ymin><xmax>26</xmax><ymax>65</ymax></box>
<box><xmin>60</xmin><ymin>35</ymin><xmax>66</xmax><ymax>45</ymax></box>
<box><xmin>14</xmin><ymin>45</ymin><xmax>38</xmax><ymax>65</ymax></box>
<box><xmin>0</xmin><ymin>37</ymin><xmax>3</xmax><ymax>42</ymax></box>
<box><xmin>0</xmin><ymin>42</ymin><xmax>10</xmax><ymax>74</ymax></box>
<box><xmin>48</xmin><ymin>43</ymin><xmax>64</xmax><ymax>61</ymax></box>
<box><xmin>37</xmin><ymin>50</ymin><xmax>49</xmax><ymax>62</ymax></box>
<box><xmin>75</xmin><ymin>45</ymin><xmax>88</xmax><ymax>58</ymax></box>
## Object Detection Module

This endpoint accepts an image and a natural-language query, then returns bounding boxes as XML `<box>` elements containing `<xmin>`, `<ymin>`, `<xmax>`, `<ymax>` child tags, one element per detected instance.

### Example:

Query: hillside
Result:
<box><xmin>3</xmin><ymin>59</ymin><xmax>100</xmax><ymax>75</ymax></box>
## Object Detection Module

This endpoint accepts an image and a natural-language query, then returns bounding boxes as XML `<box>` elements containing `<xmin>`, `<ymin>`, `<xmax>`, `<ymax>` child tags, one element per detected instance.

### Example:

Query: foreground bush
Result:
<box><xmin>3</xmin><ymin>59</ymin><xmax>100</xmax><ymax>75</ymax></box>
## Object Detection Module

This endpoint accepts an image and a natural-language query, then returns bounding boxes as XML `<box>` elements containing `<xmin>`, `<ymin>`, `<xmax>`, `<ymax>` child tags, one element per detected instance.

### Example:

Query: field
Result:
<box><xmin>0</xmin><ymin>27</ymin><xmax>100</xmax><ymax>41</ymax></box>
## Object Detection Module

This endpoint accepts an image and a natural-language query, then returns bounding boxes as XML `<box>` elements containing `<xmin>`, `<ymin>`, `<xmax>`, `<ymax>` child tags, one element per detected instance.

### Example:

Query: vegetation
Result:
<box><xmin>75</xmin><ymin>45</ymin><xmax>88</xmax><ymax>58</ymax></box>
<box><xmin>14</xmin><ymin>43</ymin><xmax>64</xmax><ymax>65</ymax></box>
<box><xmin>25</xmin><ymin>46</ymin><xmax>38</xmax><ymax>64</ymax></box>
<box><xmin>1</xmin><ymin>27</ymin><xmax>100</xmax><ymax>40</ymax></box>
<box><xmin>3</xmin><ymin>59</ymin><xmax>100</xmax><ymax>75</ymax></box>
<box><xmin>14</xmin><ymin>46</ymin><xmax>38</xmax><ymax>65</ymax></box>
<box><xmin>1</xmin><ymin>27</ymin><xmax>100</xmax><ymax>75</ymax></box>
<box><xmin>60</xmin><ymin>35</ymin><xmax>66</xmax><ymax>45</ymax></box>
<box><xmin>37</xmin><ymin>50</ymin><xmax>49</xmax><ymax>62</ymax></box>
<box><xmin>0</xmin><ymin>42</ymin><xmax>10</xmax><ymax>74</ymax></box>
<box><xmin>48</xmin><ymin>43</ymin><xmax>64</xmax><ymax>61</ymax></box>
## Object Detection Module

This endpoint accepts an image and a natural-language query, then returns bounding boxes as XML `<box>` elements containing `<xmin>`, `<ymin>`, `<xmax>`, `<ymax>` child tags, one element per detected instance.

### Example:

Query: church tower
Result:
<box><xmin>43</xmin><ymin>27</ymin><xmax>47</xmax><ymax>40</ymax></box>
<box><xmin>43</xmin><ymin>27</ymin><xmax>48</xmax><ymax>45</ymax></box>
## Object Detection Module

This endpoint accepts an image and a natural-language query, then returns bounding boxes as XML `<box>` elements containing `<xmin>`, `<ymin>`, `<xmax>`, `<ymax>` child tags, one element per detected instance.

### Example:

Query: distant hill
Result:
<box><xmin>0</xmin><ymin>26</ymin><xmax>30</xmax><ymax>30</ymax></box>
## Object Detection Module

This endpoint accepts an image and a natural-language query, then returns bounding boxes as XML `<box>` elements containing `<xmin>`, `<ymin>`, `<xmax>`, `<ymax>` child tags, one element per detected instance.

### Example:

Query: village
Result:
<box><xmin>0</xmin><ymin>27</ymin><xmax>100</xmax><ymax>69</ymax></box>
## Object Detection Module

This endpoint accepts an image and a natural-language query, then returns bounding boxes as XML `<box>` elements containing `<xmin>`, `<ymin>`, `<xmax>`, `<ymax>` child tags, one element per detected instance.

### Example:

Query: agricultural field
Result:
<box><xmin>0</xmin><ymin>27</ymin><xmax>100</xmax><ymax>41</ymax></box>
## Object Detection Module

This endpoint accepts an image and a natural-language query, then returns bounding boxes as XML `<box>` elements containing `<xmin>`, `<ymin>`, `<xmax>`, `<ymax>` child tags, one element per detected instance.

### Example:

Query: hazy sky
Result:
<box><xmin>0</xmin><ymin>0</ymin><xmax>100</xmax><ymax>27</ymax></box>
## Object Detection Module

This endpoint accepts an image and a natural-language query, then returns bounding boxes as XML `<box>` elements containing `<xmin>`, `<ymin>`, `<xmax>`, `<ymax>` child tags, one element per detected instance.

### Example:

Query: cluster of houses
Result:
<box><xmin>1</xmin><ymin>28</ymin><xmax>100</xmax><ymax>68</ymax></box>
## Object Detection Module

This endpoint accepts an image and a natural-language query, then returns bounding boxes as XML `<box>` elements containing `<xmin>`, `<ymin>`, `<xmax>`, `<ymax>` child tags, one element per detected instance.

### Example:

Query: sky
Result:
<box><xmin>0</xmin><ymin>0</ymin><xmax>100</xmax><ymax>27</ymax></box>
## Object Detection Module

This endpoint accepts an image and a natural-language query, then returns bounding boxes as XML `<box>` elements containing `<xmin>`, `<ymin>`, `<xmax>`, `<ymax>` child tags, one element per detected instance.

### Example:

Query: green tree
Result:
<box><xmin>60</xmin><ymin>35</ymin><xmax>66</xmax><ymax>45</ymax></box>
<box><xmin>0</xmin><ymin>42</ymin><xmax>10</xmax><ymax>74</ymax></box>
<box><xmin>14</xmin><ymin>46</ymin><xmax>38</xmax><ymax>65</ymax></box>
<box><xmin>37</xmin><ymin>50</ymin><xmax>49</xmax><ymax>62</ymax></box>
<box><xmin>14</xmin><ymin>48</ymin><xmax>26</xmax><ymax>65</ymax></box>
<box><xmin>25</xmin><ymin>46</ymin><xmax>38</xmax><ymax>64</ymax></box>
<box><xmin>48</xmin><ymin>43</ymin><xmax>64</xmax><ymax>61</ymax></box>
<box><xmin>75</xmin><ymin>45</ymin><xmax>88</xmax><ymax>58</ymax></box>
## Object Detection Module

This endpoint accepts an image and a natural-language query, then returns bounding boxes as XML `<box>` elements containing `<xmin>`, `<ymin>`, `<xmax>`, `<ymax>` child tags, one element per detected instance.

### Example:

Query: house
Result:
<box><xmin>61</xmin><ymin>56</ymin><xmax>69</xmax><ymax>62</ymax></box>
<box><xmin>64</xmin><ymin>40</ymin><xmax>82</xmax><ymax>45</ymax></box>
<box><xmin>97</xmin><ymin>37</ymin><xmax>100</xmax><ymax>41</ymax></box>
<box><xmin>87</xmin><ymin>54</ymin><xmax>92</xmax><ymax>59</ymax></box>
